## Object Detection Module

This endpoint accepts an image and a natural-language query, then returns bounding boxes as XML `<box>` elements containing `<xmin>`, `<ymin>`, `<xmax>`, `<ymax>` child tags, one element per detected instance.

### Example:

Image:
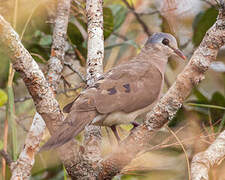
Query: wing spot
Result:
<box><xmin>107</xmin><ymin>87</ymin><xmax>117</xmax><ymax>95</ymax></box>
<box><xmin>123</xmin><ymin>83</ymin><xmax>131</xmax><ymax>93</ymax></box>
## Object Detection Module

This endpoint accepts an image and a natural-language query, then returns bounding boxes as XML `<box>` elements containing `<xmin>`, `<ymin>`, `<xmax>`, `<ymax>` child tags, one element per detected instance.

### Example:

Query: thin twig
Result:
<box><xmin>167</xmin><ymin>126</ymin><xmax>191</xmax><ymax>180</ymax></box>
<box><xmin>64</xmin><ymin>61</ymin><xmax>86</xmax><ymax>81</ymax></box>
<box><xmin>20</xmin><ymin>0</ymin><xmax>45</xmax><ymax>39</ymax></box>
<box><xmin>74</xmin><ymin>48</ymin><xmax>86</xmax><ymax>66</ymax></box>
<box><xmin>30</xmin><ymin>53</ymin><xmax>47</xmax><ymax>63</ymax></box>
<box><xmin>112</xmin><ymin>32</ymin><xmax>128</xmax><ymax>41</ymax></box>
<box><xmin>137</xmin><ymin>10</ymin><xmax>159</xmax><ymax>16</ymax></box>
<box><xmin>122</xmin><ymin>0</ymin><xmax>152</xmax><ymax>36</ymax></box>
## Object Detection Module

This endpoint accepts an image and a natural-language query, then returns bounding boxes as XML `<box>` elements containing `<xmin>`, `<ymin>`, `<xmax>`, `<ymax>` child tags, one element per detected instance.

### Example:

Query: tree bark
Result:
<box><xmin>191</xmin><ymin>125</ymin><xmax>225</xmax><ymax>180</ymax></box>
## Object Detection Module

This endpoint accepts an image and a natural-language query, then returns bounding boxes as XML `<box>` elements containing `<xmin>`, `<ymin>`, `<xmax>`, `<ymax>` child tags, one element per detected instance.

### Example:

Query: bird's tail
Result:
<box><xmin>39</xmin><ymin>110</ymin><xmax>97</xmax><ymax>152</ymax></box>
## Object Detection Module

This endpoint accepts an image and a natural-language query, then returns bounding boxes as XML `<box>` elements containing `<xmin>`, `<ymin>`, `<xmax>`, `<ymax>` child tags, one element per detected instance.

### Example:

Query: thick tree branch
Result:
<box><xmin>0</xmin><ymin>14</ymin><xmax>62</xmax><ymax>132</ymax></box>
<box><xmin>47</xmin><ymin>0</ymin><xmax>71</xmax><ymax>93</ymax></box>
<box><xmin>191</xmin><ymin>122</ymin><xmax>225</xmax><ymax>180</ymax></box>
<box><xmin>85</xmin><ymin>0</ymin><xmax>104</xmax><ymax>85</ymax></box>
<box><xmin>97</xmin><ymin>5</ymin><xmax>225</xmax><ymax>179</ymax></box>
<box><xmin>10</xmin><ymin>113</ymin><xmax>46</xmax><ymax>180</ymax></box>
<box><xmin>66</xmin><ymin>0</ymin><xmax>104</xmax><ymax>179</ymax></box>
<box><xmin>84</xmin><ymin>0</ymin><xmax>104</xmax><ymax>152</ymax></box>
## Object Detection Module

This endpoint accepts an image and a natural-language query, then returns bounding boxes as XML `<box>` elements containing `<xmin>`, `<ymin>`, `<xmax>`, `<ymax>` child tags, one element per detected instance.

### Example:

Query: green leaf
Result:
<box><xmin>34</xmin><ymin>30</ymin><xmax>42</xmax><ymax>38</ymax></box>
<box><xmin>29</xmin><ymin>44</ymin><xmax>50</xmax><ymax>63</ymax></box>
<box><xmin>39</xmin><ymin>35</ymin><xmax>52</xmax><ymax>46</ymax></box>
<box><xmin>211</xmin><ymin>92</ymin><xmax>225</xmax><ymax>106</ymax></box>
<box><xmin>67</xmin><ymin>22</ymin><xmax>87</xmax><ymax>61</ymax></box>
<box><xmin>192</xmin><ymin>88</ymin><xmax>209</xmax><ymax>104</ymax></box>
<box><xmin>0</xmin><ymin>140</ymin><xmax>3</xmax><ymax>149</ymax></box>
<box><xmin>210</xmin><ymin>92</ymin><xmax>225</xmax><ymax>122</ymax></box>
<box><xmin>63</xmin><ymin>165</ymin><xmax>67</xmax><ymax>180</ymax></box>
<box><xmin>67</xmin><ymin>22</ymin><xmax>84</xmax><ymax>46</ymax></box>
<box><xmin>103</xmin><ymin>7</ymin><xmax>114</xmax><ymax>39</ymax></box>
<box><xmin>192</xmin><ymin>7</ymin><xmax>218</xmax><ymax>47</ymax></box>
<box><xmin>0</xmin><ymin>51</ymin><xmax>10</xmax><ymax>88</ymax></box>
<box><xmin>0</xmin><ymin>89</ymin><xmax>8</xmax><ymax>107</ymax></box>
<box><xmin>109</xmin><ymin>4</ymin><xmax>127</xmax><ymax>30</ymax></box>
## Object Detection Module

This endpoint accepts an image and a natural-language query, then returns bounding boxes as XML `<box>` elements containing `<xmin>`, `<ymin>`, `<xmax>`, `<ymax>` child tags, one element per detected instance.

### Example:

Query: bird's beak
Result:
<box><xmin>174</xmin><ymin>48</ymin><xmax>186</xmax><ymax>60</ymax></box>
<box><xmin>169</xmin><ymin>45</ymin><xmax>186</xmax><ymax>60</ymax></box>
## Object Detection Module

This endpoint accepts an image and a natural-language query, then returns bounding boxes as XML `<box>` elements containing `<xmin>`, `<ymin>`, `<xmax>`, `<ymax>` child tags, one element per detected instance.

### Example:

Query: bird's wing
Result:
<box><xmin>40</xmin><ymin>109</ymin><xmax>97</xmax><ymax>151</ymax></box>
<box><xmin>91</xmin><ymin>60</ymin><xmax>163</xmax><ymax>114</ymax></box>
<box><xmin>41</xmin><ymin>89</ymin><xmax>99</xmax><ymax>151</ymax></box>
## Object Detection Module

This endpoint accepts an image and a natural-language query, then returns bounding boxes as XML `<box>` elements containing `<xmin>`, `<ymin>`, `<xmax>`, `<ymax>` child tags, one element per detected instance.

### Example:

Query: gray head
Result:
<box><xmin>145</xmin><ymin>32</ymin><xmax>186</xmax><ymax>60</ymax></box>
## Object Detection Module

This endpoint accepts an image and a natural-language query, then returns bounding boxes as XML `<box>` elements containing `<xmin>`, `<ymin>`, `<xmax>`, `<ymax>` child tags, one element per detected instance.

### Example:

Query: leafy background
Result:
<box><xmin>0</xmin><ymin>0</ymin><xmax>225</xmax><ymax>179</ymax></box>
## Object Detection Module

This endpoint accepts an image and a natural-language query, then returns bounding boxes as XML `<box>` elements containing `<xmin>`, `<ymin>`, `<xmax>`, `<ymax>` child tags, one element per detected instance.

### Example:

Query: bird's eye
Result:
<box><xmin>162</xmin><ymin>38</ymin><xmax>169</xmax><ymax>45</ymax></box>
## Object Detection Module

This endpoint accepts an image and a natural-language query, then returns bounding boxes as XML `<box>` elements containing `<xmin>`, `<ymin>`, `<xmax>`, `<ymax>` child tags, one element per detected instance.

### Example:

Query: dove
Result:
<box><xmin>40</xmin><ymin>32</ymin><xmax>186</xmax><ymax>151</ymax></box>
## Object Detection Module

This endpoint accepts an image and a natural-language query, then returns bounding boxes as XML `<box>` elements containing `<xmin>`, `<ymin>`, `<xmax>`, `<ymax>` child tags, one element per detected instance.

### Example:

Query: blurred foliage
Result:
<box><xmin>192</xmin><ymin>7</ymin><xmax>218</xmax><ymax>46</ymax></box>
<box><xmin>67</xmin><ymin>21</ymin><xmax>86</xmax><ymax>57</ymax></box>
<box><xmin>187</xmin><ymin>89</ymin><xmax>225</xmax><ymax>130</ymax></box>
<box><xmin>31</xmin><ymin>165</ymin><xmax>65</xmax><ymax>180</ymax></box>
<box><xmin>103</xmin><ymin>7</ymin><xmax>114</xmax><ymax>39</ymax></box>
<box><xmin>0</xmin><ymin>140</ymin><xmax>3</xmax><ymax>149</ymax></box>
<box><xmin>109</xmin><ymin>4</ymin><xmax>128</xmax><ymax>30</ymax></box>
<box><xmin>0</xmin><ymin>0</ymin><xmax>225</xmax><ymax>180</ymax></box>
<box><xmin>0</xmin><ymin>89</ymin><xmax>8</xmax><ymax>107</ymax></box>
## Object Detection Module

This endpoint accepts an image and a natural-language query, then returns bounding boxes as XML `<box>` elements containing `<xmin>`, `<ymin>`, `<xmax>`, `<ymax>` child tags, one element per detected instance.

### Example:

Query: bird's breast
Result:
<box><xmin>92</xmin><ymin>101</ymin><xmax>156</xmax><ymax>127</ymax></box>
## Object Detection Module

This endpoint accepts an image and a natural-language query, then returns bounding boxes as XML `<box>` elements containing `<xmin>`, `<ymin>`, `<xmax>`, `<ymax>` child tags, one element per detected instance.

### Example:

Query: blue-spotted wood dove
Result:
<box><xmin>40</xmin><ymin>32</ymin><xmax>186</xmax><ymax>151</ymax></box>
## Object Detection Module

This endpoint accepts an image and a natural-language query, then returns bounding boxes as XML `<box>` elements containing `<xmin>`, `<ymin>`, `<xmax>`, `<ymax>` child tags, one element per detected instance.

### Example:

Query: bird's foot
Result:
<box><xmin>110</xmin><ymin>125</ymin><xmax>121</xmax><ymax>143</ymax></box>
<box><xmin>131</xmin><ymin>122</ymin><xmax>140</xmax><ymax>131</ymax></box>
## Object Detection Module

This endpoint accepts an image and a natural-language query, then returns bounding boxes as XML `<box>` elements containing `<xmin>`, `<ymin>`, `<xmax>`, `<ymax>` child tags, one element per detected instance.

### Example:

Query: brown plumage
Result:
<box><xmin>40</xmin><ymin>32</ymin><xmax>185</xmax><ymax>151</ymax></box>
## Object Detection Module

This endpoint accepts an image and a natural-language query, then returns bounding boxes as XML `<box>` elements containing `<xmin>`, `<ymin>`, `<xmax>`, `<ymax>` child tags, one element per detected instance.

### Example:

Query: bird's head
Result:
<box><xmin>145</xmin><ymin>32</ymin><xmax>186</xmax><ymax>60</ymax></box>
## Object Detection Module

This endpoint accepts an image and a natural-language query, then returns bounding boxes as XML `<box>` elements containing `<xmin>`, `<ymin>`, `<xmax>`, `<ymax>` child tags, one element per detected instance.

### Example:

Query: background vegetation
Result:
<box><xmin>0</xmin><ymin>0</ymin><xmax>224</xmax><ymax>179</ymax></box>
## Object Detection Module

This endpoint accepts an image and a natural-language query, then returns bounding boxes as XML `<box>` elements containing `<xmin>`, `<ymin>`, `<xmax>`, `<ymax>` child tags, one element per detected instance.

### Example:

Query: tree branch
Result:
<box><xmin>47</xmin><ymin>0</ymin><xmax>71</xmax><ymax>93</ymax></box>
<box><xmin>191</xmin><ymin>117</ymin><xmax>225</xmax><ymax>180</ymax></box>
<box><xmin>84</xmin><ymin>0</ymin><xmax>104</xmax><ymax>151</ymax></box>
<box><xmin>0</xmin><ymin>13</ymin><xmax>62</xmax><ymax>131</ymax></box>
<box><xmin>66</xmin><ymin>0</ymin><xmax>104</xmax><ymax>179</ymax></box>
<box><xmin>85</xmin><ymin>0</ymin><xmax>104</xmax><ymax>85</ymax></box>
<box><xmin>10</xmin><ymin>113</ymin><xmax>46</xmax><ymax>179</ymax></box>
<box><xmin>97</xmin><ymin>4</ymin><xmax>225</xmax><ymax>179</ymax></box>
